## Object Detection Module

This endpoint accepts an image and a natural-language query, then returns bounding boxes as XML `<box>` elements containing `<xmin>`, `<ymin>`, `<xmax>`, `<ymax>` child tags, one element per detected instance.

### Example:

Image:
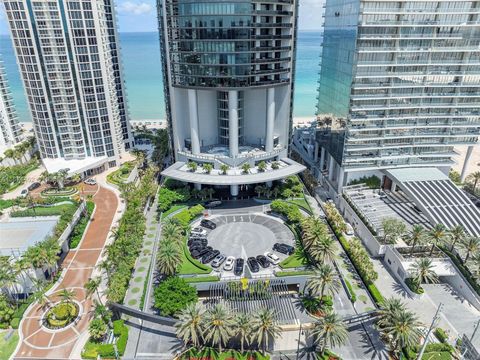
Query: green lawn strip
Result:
<box><xmin>161</xmin><ymin>204</ymin><xmax>187</xmax><ymax>220</ymax></box>
<box><xmin>0</xmin><ymin>330</ymin><xmax>19</xmax><ymax>360</ymax></box>
<box><xmin>179</xmin><ymin>244</ymin><xmax>212</xmax><ymax>275</ymax></box>
<box><xmin>181</xmin><ymin>348</ymin><xmax>270</xmax><ymax>360</ymax></box>
<box><xmin>183</xmin><ymin>276</ymin><xmax>220</xmax><ymax>283</ymax></box>
<box><xmin>275</xmin><ymin>270</ymin><xmax>315</xmax><ymax>277</ymax></box>
<box><xmin>0</xmin><ymin>200</ymin><xmax>14</xmax><ymax>211</ymax></box>
<box><xmin>279</xmin><ymin>249</ymin><xmax>309</xmax><ymax>269</ymax></box>
<box><xmin>0</xmin><ymin>160</ymin><xmax>39</xmax><ymax>195</ymax></box>
<box><xmin>139</xmin><ymin>261</ymin><xmax>152</xmax><ymax>310</ymax></box>
<box><xmin>69</xmin><ymin>201</ymin><xmax>95</xmax><ymax>249</ymax></box>
<box><xmin>10</xmin><ymin>203</ymin><xmax>76</xmax><ymax>217</ymax></box>
<box><xmin>286</xmin><ymin>198</ymin><xmax>312</xmax><ymax>214</ymax></box>
<box><xmin>106</xmin><ymin>162</ymin><xmax>135</xmax><ymax>186</ymax></box>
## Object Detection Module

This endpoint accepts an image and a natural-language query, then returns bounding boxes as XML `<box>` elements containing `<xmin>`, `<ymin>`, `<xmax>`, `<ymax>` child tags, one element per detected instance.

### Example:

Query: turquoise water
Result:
<box><xmin>0</xmin><ymin>31</ymin><xmax>321</xmax><ymax>122</ymax></box>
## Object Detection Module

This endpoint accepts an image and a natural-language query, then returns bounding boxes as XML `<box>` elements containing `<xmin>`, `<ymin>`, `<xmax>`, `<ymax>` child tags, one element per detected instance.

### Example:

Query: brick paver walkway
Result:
<box><xmin>13</xmin><ymin>185</ymin><xmax>118</xmax><ymax>359</ymax></box>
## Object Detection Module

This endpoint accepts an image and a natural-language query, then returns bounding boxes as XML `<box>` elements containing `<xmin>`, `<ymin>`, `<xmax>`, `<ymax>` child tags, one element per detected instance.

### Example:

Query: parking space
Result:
<box><xmin>189</xmin><ymin>213</ymin><xmax>295</xmax><ymax>278</ymax></box>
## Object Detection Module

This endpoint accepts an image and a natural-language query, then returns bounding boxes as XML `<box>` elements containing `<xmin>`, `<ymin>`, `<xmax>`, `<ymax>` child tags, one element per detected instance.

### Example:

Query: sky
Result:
<box><xmin>0</xmin><ymin>0</ymin><xmax>323</xmax><ymax>35</ymax></box>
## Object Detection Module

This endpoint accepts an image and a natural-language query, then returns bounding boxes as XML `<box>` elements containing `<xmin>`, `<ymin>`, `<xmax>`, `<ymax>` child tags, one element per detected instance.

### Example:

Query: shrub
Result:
<box><xmin>270</xmin><ymin>200</ymin><xmax>302</xmax><ymax>224</ymax></box>
<box><xmin>10</xmin><ymin>317</ymin><xmax>20</xmax><ymax>329</ymax></box>
<box><xmin>345</xmin><ymin>279</ymin><xmax>357</xmax><ymax>303</ymax></box>
<box><xmin>69</xmin><ymin>201</ymin><xmax>94</xmax><ymax>248</ymax></box>
<box><xmin>172</xmin><ymin>204</ymin><xmax>205</xmax><ymax>228</ymax></box>
<box><xmin>348</xmin><ymin>175</ymin><xmax>381</xmax><ymax>189</ymax></box>
<box><xmin>153</xmin><ymin>277</ymin><xmax>198</xmax><ymax>317</ymax></box>
<box><xmin>405</xmin><ymin>278</ymin><xmax>424</xmax><ymax>295</ymax></box>
<box><xmin>113</xmin><ymin>319</ymin><xmax>124</xmax><ymax>336</ymax></box>
<box><xmin>158</xmin><ymin>187</ymin><xmax>183</xmax><ymax>212</ymax></box>
<box><xmin>367</xmin><ymin>283</ymin><xmax>384</xmax><ymax>304</ymax></box>
<box><xmin>434</xmin><ymin>328</ymin><xmax>449</xmax><ymax>344</ymax></box>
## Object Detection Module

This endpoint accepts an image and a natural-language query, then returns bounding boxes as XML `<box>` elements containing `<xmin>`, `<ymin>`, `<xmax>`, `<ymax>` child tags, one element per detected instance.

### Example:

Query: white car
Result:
<box><xmin>344</xmin><ymin>223</ymin><xmax>354</xmax><ymax>237</ymax></box>
<box><xmin>84</xmin><ymin>178</ymin><xmax>96</xmax><ymax>185</ymax></box>
<box><xmin>20</xmin><ymin>189</ymin><xmax>29</xmax><ymax>198</ymax></box>
<box><xmin>191</xmin><ymin>227</ymin><xmax>207</xmax><ymax>236</ymax></box>
<box><xmin>264</xmin><ymin>252</ymin><xmax>280</xmax><ymax>265</ymax></box>
<box><xmin>223</xmin><ymin>256</ymin><xmax>235</xmax><ymax>271</ymax></box>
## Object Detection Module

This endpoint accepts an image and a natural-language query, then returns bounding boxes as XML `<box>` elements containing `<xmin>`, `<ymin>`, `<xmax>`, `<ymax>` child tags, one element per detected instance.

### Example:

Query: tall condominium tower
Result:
<box><xmin>158</xmin><ymin>0</ymin><xmax>305</xmax><ymax>196</ymax></box>
<box><xmin>3</xmin><ymin>0</ymin><xmax>133</xmax><ymax>175</ymax></box>
<box><xmin>0</xmin><ymin>60</ymin><xmax>22</xmax><ymax>148</ymax></box>
<box><xmin>313</xmin><ymin>0</ymin><xmax>480</xmax><ymax>192</ymax></box>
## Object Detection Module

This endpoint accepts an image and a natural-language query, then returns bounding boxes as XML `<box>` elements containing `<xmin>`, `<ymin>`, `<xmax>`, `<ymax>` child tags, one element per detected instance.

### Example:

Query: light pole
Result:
<box><xmin>461</xmin><ymin>319</ymin><xmax>480</xmax><ymax>359</ymax></box>
<box><xmin>296</xmin><ymin>324</ymin><xmax>303</xmax><ymax>360</ymax></box>
<box><xmin>417</xmin><ymin>303</ymin><xmax>443</xmax><ymax>360</ymax></box>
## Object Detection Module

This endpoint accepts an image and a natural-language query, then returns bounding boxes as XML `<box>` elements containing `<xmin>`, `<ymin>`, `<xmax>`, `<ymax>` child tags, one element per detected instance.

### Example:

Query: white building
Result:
<box><xmin>3</xmin><ymin>0</ymin><xmax>133</xmax><ymax>176</ymax></box>
<box><xmin>158</xmin><ymin>0</ymin><xmax>305</xmax><ymax>196</ymax></box>
<box><xmin>0</xmin><ymin>60</ymin><xmax>22</xmax><ymax>149</ymax></box>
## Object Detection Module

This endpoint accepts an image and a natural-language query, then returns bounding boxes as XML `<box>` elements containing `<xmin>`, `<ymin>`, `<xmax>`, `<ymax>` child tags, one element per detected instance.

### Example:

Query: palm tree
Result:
<box><xmin>306</xmin><ymin>264</ymin><xmax>340</xmax><ymax>299</ymax></box>
<box><xmin>92</xmin><ymin>300</ymin><xmax>112</xmax><ymax>324</ymax></box>
<box><xmin>466</xmin><ymin>171</ymin><xmax>480</xmax><ymax>190</ymax></box>
<box><xmin>271</xmin><ymin>161</ymin><xmax>279</xmax><ymax>170</ymax></box>
<box><xmin>460</xmin><ymin>236</ymin><xmax>480</xmax><ymax>263</ymax></box>
<box><xmin>241</xmin><ymin>163</ymin><xmax>251</xmax><ymax>174</ymax></box>
<box><xmin>59</xmin><ymin>288</ymin><xmax>76</xmax><ymax>304</ymax></box>
<box><xmin>302</xmin><ymin>217</ymin><xmax>329</xmax><ymax>249</ymax></box>
<box><xmin>409</xmin><ymin>258</ymin><xmax>438</xmax><ymax>284</ymax></box>
<box><xmin>234</xmin><ymin>313</ymin><xmax>252</xmax><ymax>353</ymax></box>
<box><xmin>203</xmin><ymin>163</ymin><xmax>213</xmax><ymax>174</ymax></box>
<box><xmin>175</xmin><ymin>303</ymin><xmax>205</xmax><ymax>348</ymax></box>
<box><xmin>161</xmin><ymin>220</ymin><xmax>182</xmax><ymax>244</ymax></box>
<box><xmin>469</xmin><ymin>252</ymin><xmax>480</xmax><ymax>279</ymax></box>
<box><xmin>252</xmin><ymin>308</ymin><xmax>282</xmax><ymax>355</ymax></box>
<box><xmin>257</xmin><ymin>161</ymin><xmax>267</xmax><ymax>172</ymax></box>
<box><xmin>428</xmin><ymin>223</ymin><xmax>446</xmax><ymax>256</ymax></box>
<box><xmin>377</xmin><ymin>298</ymin><xmax>407</xmax><ymax>329</ymax></box>
<box><xmin>381</xmin><ymin>218</ymin><xmax>407</xmax><ymax>245</ymax></box>
<box><xmin>84</xmin><ymin>277</ymin><xmax>102</xmax><ymax>304</ymax></box>
<box><xmin>205</xmin><ymin>188</ymin><xmax>215</xmax><ymax>200</ymax></box>
<box><xmin>381</xmin><ymin>308</ymin><xmax>422</xmax><ymax>356</ymax></box>
<box><xmin>310</xmin><ymin>237</ymin><xmax>337</xmax><ymax>264</ymax></box>
<box><xmin>187</xmin><ymin>161</ymin><xmax>198</xmax><ymax>172</ymax></box>
<box><xmin>254</xmin><ymin>185</ymin><xmax>265</xmax><ymax>198</ymax></box>
<box><xmin>448</xmin><ymin>225</ymin><xmax>465</xmax><ymax>252</ymax></box>
<box><xmin>311</xmin><ymin>311</ymin><xmax>348</xmax><ymax>355</ymax></box>
<box><xmin>203</xmin><ymin>304</ymin><xmax>233</xmax><ymax>352</ymax></box>
<box><xmin>407</xmin><ymin>225</ymin><xmax>425</xmax><ymax>255</ymax></box>
<box><xmin>157</xmin><ymin>240</ymin><xmax>181</xmax><ymax>276</ymax></box>
<box><xmin>220</xmin><ymin>164</ymin><xmax>229</xmax><ymax>175</ymax></box>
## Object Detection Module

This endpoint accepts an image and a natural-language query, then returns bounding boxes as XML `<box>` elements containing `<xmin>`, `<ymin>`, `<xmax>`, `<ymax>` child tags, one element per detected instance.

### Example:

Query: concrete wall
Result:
<box><xmin>243</xmin><ymin>88</ymin><xmax>267</xmax><ymax>145</ymax></box>
<box><xmin>339</xmin><ymin>196</ymin><xmax>386</xmax><ymax>257</ymax></box>
<box><xmin>442</xmin><ymin>270</ymin><xmax>480</xmax><ymax>311</ymax></box>
<box><xmin>171</xmin><ymin>87</ymin><xmax>190</xmax><ymax>152</ymax></box>
<box><xmin>196</xmin><ymin>89</ymin><xmax>217</xmax><ymax>146</ymax></box>
<box><xmin>273</xmin><ymin>84</ymin><xmax>290</xmax><ymax>146</ymax></box>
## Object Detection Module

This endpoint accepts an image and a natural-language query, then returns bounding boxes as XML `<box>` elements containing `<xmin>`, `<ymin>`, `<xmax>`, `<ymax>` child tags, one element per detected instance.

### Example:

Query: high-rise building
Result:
<box><xmin>309</xmin><ymin>0</ymin><xmax>480</xmax><ymax>192</ymax></box>
<box><xmin>3</xmin><ymin>0</ymin><xmax>133</xmax><ymax>175</ymax></box>
<box><xmin>0</xmin><ymin>59</ymin><xmax>22</xmax><ymax>148</ymax></box>
<box><xmin>158</xmin><ymin>0</ymin><xmax>305</xmax><ymax>196</ymax></box>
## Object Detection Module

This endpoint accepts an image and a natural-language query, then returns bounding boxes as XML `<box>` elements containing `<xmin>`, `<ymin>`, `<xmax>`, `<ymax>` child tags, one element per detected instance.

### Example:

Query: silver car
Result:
<box><xmin>211</xmin><ymin>254</ymin><xmax>226</xmax><ymax>268</ymax></box>
<box><xmin>223</xmin><ymin>256</ymin><xmax>235</xmax><ymax>271</ymax></box>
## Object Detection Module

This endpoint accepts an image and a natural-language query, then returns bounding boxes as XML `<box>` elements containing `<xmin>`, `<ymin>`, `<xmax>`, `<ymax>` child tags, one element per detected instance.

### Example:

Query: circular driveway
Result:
<box><xmin>206</xmin><ymin>214</ymin><xmax>295</xmax><ymax>258</ymax></box>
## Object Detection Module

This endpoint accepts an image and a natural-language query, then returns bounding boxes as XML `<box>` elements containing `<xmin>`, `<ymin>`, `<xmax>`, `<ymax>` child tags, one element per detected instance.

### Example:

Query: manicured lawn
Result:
<box><xmin>0</xmin><ymin>160</ymin><xmax>39</xmax><ymax>195</ymax></box>
<box><xmin>286</xmin><ymin>197</ymin><xmax>312</xmax><ymax>214</ymax></box>
<box><xmin>106</xmin><ymin>161</ymin><xmax>135</xmax><ymax>186</ymax></box>
<box><xmin>279</xmin><ymin>249</ymin><xmax>309</xmax><ymax>269</ymax></box>
<box><xmin>184</xmin><ymin>275</ymin><xmax>220</xmax><ymax>283</ymax></box>
<box><xmin>275</xmin><ymin>270</ymin><xmax>315</xmax><ymax>277</ymax></box>
<box><xmin>0</xmin><ymin>200</ymin><xmax>14</xmax><ymax>211</ymax></box>
<box><xmin>179</xmin><ymin>244</ymin><xmax>212</xmax><ymax>275</ymax></box>
<box><xmin>420</xmin><ymin>352</ymin><xmax>452</xmax><ymax>360</ymax></box>
<box><xmin>0</xmin><ymin>330</ymin><xmax>19</xmax><ymax>360</ymax></box>
<box><xmin>161</xmin><ymin>204</ymin><xmax>187</xmax><ymax>219</ymax></box>
<box><xmin>10</xmin><ymin>202</ymin><xmax>76</xmax><ymax>217</ymax></box>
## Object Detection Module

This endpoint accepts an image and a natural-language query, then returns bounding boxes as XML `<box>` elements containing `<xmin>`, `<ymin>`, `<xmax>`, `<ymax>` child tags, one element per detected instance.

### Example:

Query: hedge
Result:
<box><xmin>345</xmin><ymin>279</ymin><xmax>357</xmax><ymax>303</ymax></box>
<box><xmin>439</xmin><ymin>245</ymin><xmax>480</xmax><ymax>296</ymax></box>
<box><xmin>367</xmin><ymin>283</ymin><xmax>384</xmax><ymax>304</ymax></box>
<box><xmin>434</xmin><ymin>328</ymin><xmax>449</xmax><ymax>344</ymax></box>
<box><xmin>275</xmin><ymin>270</ymin><xmax>315</xmax><ymax>277</ymax></box>
<box><xmin>82</xmin><ymin>320</ymin><xmax>128</xmax><ymax>359</ymax></box>
<box><xmin>183</xmin><ymin>276</ymin><xmax>220</xmax><ymax>283</ymax></box>
<box><xmin>69</xmin><ymin>201</ymin><xmax>95</xmax><ymax>248</ymax></box>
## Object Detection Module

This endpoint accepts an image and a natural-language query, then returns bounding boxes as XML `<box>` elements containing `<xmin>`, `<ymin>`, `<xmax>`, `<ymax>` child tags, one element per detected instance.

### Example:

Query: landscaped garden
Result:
<box><xmin>44</xmin><ymin>300</ymin><xmax>79</xmax><ymax>329</ymax></box>
<box><xmin>69</xmin><ymin>201</ymin><xmax>95</xmax><ymax>249</ymax></box>
<box><xmin>0</xmin><ymin>158</ymin><xmax>39</xmax><ymax>195</ymax></box>
<box><xmin>106</xmin><ymin>161</ymin><xmax>135</xmax><ymax>186</ymax></box>
<box><xmin>0</xmin><ymin>330</ymin><xmax>18</xmax><ymax>360</ymax></box>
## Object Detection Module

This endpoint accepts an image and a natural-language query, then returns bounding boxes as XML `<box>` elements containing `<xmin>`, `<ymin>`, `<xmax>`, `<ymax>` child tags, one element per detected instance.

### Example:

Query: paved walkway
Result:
<box><xmin>13</xmin><ymin>184</ymin><xmax>118</xmax><ymax>359</ymax></box>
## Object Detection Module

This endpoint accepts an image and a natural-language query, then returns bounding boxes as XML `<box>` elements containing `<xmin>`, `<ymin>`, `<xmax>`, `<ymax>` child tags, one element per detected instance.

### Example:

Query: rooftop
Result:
<box><xmin>42</xmin><ymin>156</ymin><xmax>108</xmax><ymax>175</ymax></box>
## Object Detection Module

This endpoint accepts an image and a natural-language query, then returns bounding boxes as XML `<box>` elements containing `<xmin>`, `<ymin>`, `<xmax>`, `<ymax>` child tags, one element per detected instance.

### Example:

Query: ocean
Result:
<box><xmin>0</xmin><ymin>31</ymin><xmax>321</xmax><ymax>122</ymax></box>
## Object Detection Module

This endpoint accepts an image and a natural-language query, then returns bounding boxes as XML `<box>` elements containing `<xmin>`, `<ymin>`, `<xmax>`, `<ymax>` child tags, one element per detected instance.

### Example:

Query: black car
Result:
<box><xmin>247</xmin><ymin>257</ymin><xmax>260</xmax><ymax>273</ymax></box>
<box><xmin>234</xmin><ymin>258</ymin><xmax>244</xmax><ymax>276</ymax></box>
<box><xmin>202</xmin><ymin>250</ymin><xmax>220</xmax><ymax>264</ymax></box>
<box><xmin>256</xmin><ymin>255</ymin><xmax>270</xmax><ymax>268</ymax></box>
<box><xmin>200</xmin><ymin>219</ymin><xmax>216</xmax><ymax>230</ymax></box>
<box><xmin>273</xmin><ymin>243</ymin><xmax>295</xmax><ymax>255</ymax></box>
<box><xmin>189</xmin><ymin>243</ymin><xmax>205</xmax><ymax>252</ymax></box>
<box><xmin>187</xmin><ymin>238</ymin><xmax>207</xmax><ymax>247</ymax></box>
<box><xmin>27</xmin><ymin>182</ymin><xmax>41</xmax><ymax>191</ymax></box>
<box><xmin>191</xmin><ymin>248</ymin><xmax>210</xmax><ymax>259</ymax></box>
<box><xmin>205</xmin><ymin>200</ymin><xmax>222</xmax><ymax>208</ymax></box>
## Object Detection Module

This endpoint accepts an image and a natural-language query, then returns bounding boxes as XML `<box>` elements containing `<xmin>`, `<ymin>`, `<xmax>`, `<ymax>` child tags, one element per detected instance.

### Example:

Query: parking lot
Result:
<box><xmin>190</xmin><ymin>213</ymin><xmax>295</xmax><ymax>278</ymax></box>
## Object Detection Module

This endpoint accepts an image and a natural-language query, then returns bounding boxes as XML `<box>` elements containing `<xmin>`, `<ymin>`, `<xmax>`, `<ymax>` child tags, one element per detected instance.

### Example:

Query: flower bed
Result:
<box><xmin>41</xmin><ymin>187</ymin><xmax>77</xmax><ymax>197</ymax></box>
<box><xmin>106</xmin><ymin>161</ymin><xmax>135</xmax><ymax>186</ymax></box>
<box><xmin>44</xmin><ymin>302</ymin><xmax>79</xmax><ymax>329</ymax></box>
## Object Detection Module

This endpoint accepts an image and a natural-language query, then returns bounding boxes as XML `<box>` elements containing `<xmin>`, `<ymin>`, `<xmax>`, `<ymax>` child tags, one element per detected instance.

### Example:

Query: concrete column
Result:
<box><xmin>337</xmin><ymin>168</ymin><xmax>345</xmax><ymax>193</ymax></box>
<box><xmin>265</xmin><ymin>87</ymin><xmax>275</xmax><ymax>152</ymax></box>
<box><xmin>391</xmin><ymin>182</ymin><xmax>397</xmax><ymax>192</ymax></box>
<box><xmin>230</xmin><ymin>184</ymin><xmax>239</xmax><ymax>197</ymax></box>
<box><xmin>328</xmin><ymin>154</ymin><xmax>335</xmax><ymax>181</ymax></box>
<box><xmin>314</xmin><ymin>142</ymin><xmax>319</xmax><ymax>162</ymax></box>
<box><xmin>461</xmin><ymin>145</ymin><xmax>475</xmax><ymax>182</ymax></box>
<box><xmin>194</xmin><ymin>183</ymin><xmax>201</xmax><ymax>190</ymax></box>
<box><xmin>266</xmin><ymin>181</ymin><xmax>273</xmax><ymax>188</ymax></box>
<box><xmin>188</xmin><ymin>89</ymin><xmax>200</xmax><ymax>154</ymax></box>
<box><xmin>228</xmin><ymin>90</ymin><xmax>239</xmax><ymax>157</ymax></box>
<box><xmin>320</xmin><ymin>147</ymin><xmax>325</xmax><ymax>170</ymax></box>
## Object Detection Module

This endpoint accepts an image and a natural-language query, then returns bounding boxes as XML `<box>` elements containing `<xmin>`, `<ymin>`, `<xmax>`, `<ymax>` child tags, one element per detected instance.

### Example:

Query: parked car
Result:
<box><xmin>191</xmin><ymin>227</ymin><xmax>207</xmax><ymax>236</ymax></box>
<box><xmin>223</xmin><ymin>256</ymin><xmax>235</xmax><ymax>271</ymax></box>
<box><xmin>234</xmin><ymin>258</ymin><xmax>244</xmax><ymax>276</ymax></box>
<box><xmin>202</xmin><ymin>250</ymin><xmax>220</xmax><ymax>264</ymax></box>
<box><xmin>27</xmin><ymin>182</ymin><xmax>41</xmax><ymax>191</ymax></box>
<box><xmin>264</xmin><ymin>252</ymin><xmax>280</xmax><ymax>265</ymax></box>
<box><xmin>345</xmin><ymin>223</ymin><xmax>354</xmax><ymax>237</ymax></box>
<box><xmin>211</xmin><ymin>254</ymin><xmax>226</xmax><ymax>268</ymax></box>
<box><xmin>191</xmin><ymin>248</ymin><xmax>209</xmax><ymax>259</ymax></box>
<box><xmin>200</xmin><ymin>219</ymin><xmax>216</xmax><ymax>230</ymax></box>
<box><xmin>20</xmin><ymin>189</ymin><xmax>29</xmax><ymax>198</ymax></box>
<box><xmin>256</xmin><ymin>255</ymin><xmax>270</xmax><ymax>268</ymax></box>
<box><xmin>273</xmin><ymin>243</ymin><xmax>295</xmax><ymax>255</ymax></box>
<box><xmin>205</xmin><ymin>200</ymin><xmax>222</xmax><ymax>208</ymax></box>
<box><xmin>84</xmin><ymin>178</ymin><xmax>96</xmax><ymax>185</ymax></box>
<box><xmin>188</xmin><ymin>238</ymin><xmax>207</xmax><ymax>247</ymax></box>
<box><xmin>247</xmin><ymin>257</ymin><xmax>260</xmax><ymax>273</ymax></box>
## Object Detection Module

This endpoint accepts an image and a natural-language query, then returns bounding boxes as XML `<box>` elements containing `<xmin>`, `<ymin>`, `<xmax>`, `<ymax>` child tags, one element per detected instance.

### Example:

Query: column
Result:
<box><xmin>328</xmin><ymin>154</ymin><xmax>335</xmax><ymax>181</ymax></box>
<box><xmin>461</xmin><ymin>145</ymin><xmax>475</xmax><ymax>182</ymax></box>
<box><xmin>319</xmin><ymin>147</ymin><xmax>325</xmax><ymax>170</ymax></box>
<box><xmin>228</xmin><ymin>90</ymin><xmax>239</xmax><ymax>157</ymax></box>
<box><xmin>188</xmin><ymin>89</ymin><xmax>200</xmax><ymax>154</ymax></box>
<box><xmin>314</xmin><ymin>142</ymin><xmax>319</xmax><ymax>162</ymax></box>
<box><xmin>230</xmin><ymin>184</ymin><xmax>239</xmax><ymax>197</ymax></box>
<box><xmin>265</xmin><ymin>87</ymin><xmax>275</xmax><ymax>152</ymax></box>
<box><xmin>194</xmin><ymin>183</ymin><xmax>201</xmax><ymax>190</ymax></box>
<box><xmin>337</xmin><ymin>168</ymin><xmax>345</xmax><ymax>193</ymax></box>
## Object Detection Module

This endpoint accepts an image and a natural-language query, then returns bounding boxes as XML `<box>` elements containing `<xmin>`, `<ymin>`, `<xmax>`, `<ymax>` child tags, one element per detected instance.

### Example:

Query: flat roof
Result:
<box><xmin>42</xmin><ymin>156</ymin><xmax>108</xmax><ymax>175</ymax></box>
<box><xmin>0</xmin><ymin>217</ymin><xmax>59</xmax><ymax>256</ymax></box>
<box><xmin>386</xmin><ymin>167</ymin><xmax>448</xmax><ymax>183</ymax></box>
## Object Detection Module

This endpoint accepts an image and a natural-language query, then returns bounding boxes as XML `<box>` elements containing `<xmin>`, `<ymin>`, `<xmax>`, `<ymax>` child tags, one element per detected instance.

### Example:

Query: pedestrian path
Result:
<box><xmin>123</xmin><ymin>192</ymin><xmax>160</xmax><ymax>310</ymax></box>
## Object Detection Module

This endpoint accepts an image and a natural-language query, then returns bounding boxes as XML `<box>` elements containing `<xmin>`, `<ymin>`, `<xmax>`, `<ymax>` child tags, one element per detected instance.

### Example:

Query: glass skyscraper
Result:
<box><xmin>0</xmin><ymin>59</ymin><xmax>22</xmax><ymax>148</ymax></box>
<box><xmin>3</xmin><ymin>0</ymin><xmax>133</xmax><ymax>174</ymax></box>
<box><xmin>158</xmin><ymin>0</ymin><xmax>305</xmax><ymax>196</ymax></box>
<box><xmin>314</xmin><ymin>0</ymin><xmax>480</xmax><ymax>191</ymax></box>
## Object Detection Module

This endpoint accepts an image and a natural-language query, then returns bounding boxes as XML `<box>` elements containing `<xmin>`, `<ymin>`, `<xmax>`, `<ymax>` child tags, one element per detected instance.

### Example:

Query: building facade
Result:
<box><xmin>158</xmin><ymin>0</ymin><xmax>305</xmax><ymax>195</ymax></box>
<box><xmin>0</xmin><ymin>60</ymin><xmax>22</xmax><ymax>148</ymax></box>
<box><xmin>301</xmin><ymin>0</ymin><xmax>480</xmax><ymax>192</ymax></box>
<box><xmin>3</xmin><ymin>0</ymin><xmax>133</xmax><ymax>175</ymax></box>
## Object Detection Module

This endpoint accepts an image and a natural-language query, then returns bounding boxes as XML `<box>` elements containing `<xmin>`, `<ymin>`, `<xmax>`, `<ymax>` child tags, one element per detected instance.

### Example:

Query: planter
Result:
<box><xmin>43</xmin><ymin>302</ymin><xmax>79</xmax><ymax>330</ymax></box>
